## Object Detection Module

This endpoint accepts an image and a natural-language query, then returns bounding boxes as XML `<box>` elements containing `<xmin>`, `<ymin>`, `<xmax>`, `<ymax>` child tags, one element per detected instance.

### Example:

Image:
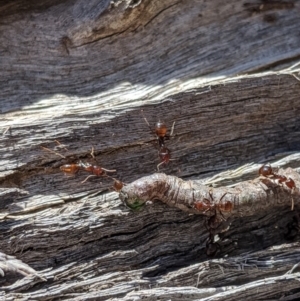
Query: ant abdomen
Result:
<box><xmin>285</xmin><ymin>178</ymin><xmax>296</xmax><ymax>190</ymax></box>
<box><xmin>60</xmin><ymin>164</ymin><xmax>80</xmax><ymax>174</ymax></box>
<box><xmin>219</xmin><ymin>201</ymin><xmax>233</xmax><ymax>212</ymax></box>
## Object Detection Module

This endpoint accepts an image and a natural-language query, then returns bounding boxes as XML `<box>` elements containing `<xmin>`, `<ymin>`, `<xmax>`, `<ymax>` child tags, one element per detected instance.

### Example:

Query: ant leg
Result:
<box><xmin>205</xmin><ymin>232</ymin><xmax>221</xmax><ymax>257</ymax></box>
<box><xmin>101</xmin><ymin>167</ymin><xmax>117</xmax><ymax>173</ymax></box>
<box><xmin>207</xmin><ymin>190</ymin><xmax>215</xmax><ymax>205</ymax></box>
<box><xmin>170</xmin><ymin>121</ymin><xmax>176</xmax><ymax>136</ymax></box>
<box><xmin>90</xmin><ymin>146</ymin><xmax>95</xmax><ymax>159</ymax></box>
<box><xmin>81</xmin><ymin>175</ymin><xmax>97</xmax><ymax>184</ymax></box>
<box><xmin>141</xmin><ymin>109</ymin><xmax>155</xmax><ymax>134</ymax></box>
<box><xmin>157</xmin><ymin>161</ymin><xmax>166</xmax><ymax>171</ymax></box>
<box><xmin>218</xmin><ymin>192</ymin><xmax>229</xmax><ymax>221</ymax></box>
<box><xmin>290</xmin><ymin>188</ymin><xmax>295</xmax><ymax>211</ymax></box>
<box><xmin>219</xmin><ymin>192</ymin><xmax>228</xmax><ymax>202</ymax></box>
<box><xmin>88</xmin><ymin>147</ymin><xmax>111</xmax><ymax>170</ymax></box>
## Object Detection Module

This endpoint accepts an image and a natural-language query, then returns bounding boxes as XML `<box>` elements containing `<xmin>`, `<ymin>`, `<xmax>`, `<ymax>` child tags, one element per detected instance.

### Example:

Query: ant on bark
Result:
<box><xmin>259</xmin><ymin>163</ymin><xmax>296</xmax><ymax>210</ymax></box>
<box><xmin>193</xmin><ymin>191</ymin><xmax>233</xmax><ymax>214</ymax></box>
<box><xmin>42</xmin><ymin>143</ymin><xmax>116</xmax><ymax>184</ymax></box>
<box><xmin>108</xmin><ymin>178</ymin><xmax>125</xmax><ymax>192</ymax></box>
<box><xmin>141</xmin><ymin>110</ymin><xmax>175</xmax><ymax>170</ymax></box>
<box><xmin>193</xmin><ymin>190</ymin><xmax>233</xmax><ymax>256</ymax></box>
<box><xmin>57</xmin><ymin>146</ymin><xmax>116</xmax><ymax>183</ymax></box>
<box><xmin>42</xmin><ymin>142</ymin><xmax>125</xmax><ymax>192</ymax></box>
<box><xmin>60</xmin><ymin>161</ymin><xmax>116</xmax><ymax>183</ymax></box>
<box><xmin>259</xmin><ymin>164</ymin><xmax>295</xmax><ymax>190</ymax></box>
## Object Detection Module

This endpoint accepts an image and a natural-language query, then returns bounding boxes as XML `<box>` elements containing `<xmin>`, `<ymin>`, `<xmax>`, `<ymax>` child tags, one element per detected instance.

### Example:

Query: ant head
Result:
<box><xmin>113</xmin><ymin>179</ymin><xmax>124</xmax><ymax>191</ymax></box>
<box><xmin>155</xmin><ymin>121</ymin><xmax>167</xmax><ymax>137</ymax></box>
<box><xmin>259</xmin><ymin>164</ymin><xmax>273</xmax><ymax>177</ymax></box>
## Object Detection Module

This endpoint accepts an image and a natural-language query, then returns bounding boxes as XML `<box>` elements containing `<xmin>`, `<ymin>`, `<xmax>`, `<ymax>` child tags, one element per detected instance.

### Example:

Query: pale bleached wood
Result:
<box><xmin>1</xmin><ymin>0</ymin><xmax>300</xmax><ymax>300</ymax></box>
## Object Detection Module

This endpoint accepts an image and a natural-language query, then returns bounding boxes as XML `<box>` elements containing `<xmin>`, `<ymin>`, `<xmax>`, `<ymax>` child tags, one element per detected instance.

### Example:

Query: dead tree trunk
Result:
<box><xmin>1</xmin><ymin>0</ymin><xmax>300</xmax><ymax>300</ymax></box>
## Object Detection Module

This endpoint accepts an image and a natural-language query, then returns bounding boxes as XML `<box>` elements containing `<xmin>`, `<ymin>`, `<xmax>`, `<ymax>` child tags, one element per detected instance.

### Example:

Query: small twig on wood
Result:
<box><xmin>54</xmin><ymin>140</ymin><xmax>69</xmax><ymax>152</ymax></box>
<box><xmin>2</xmin><ymin>126</ymin><xmax>10</xmax><ymax>136</ymax></box>
<box><xmin>41</xmin><ymin>146</ymin><xmax>66</xmax><ymax>159</ymax></box>
<box><xmin>285</xmin><ymin>262</ymin><xmax>300</xmax><ymax>274</ymax></box>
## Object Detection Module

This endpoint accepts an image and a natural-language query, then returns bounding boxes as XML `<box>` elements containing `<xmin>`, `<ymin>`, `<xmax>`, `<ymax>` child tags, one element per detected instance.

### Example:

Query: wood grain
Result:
<box><xmin>1</xmin><ymin>0</ymin><xmax>300</xmax><ymax>300</ymax></box>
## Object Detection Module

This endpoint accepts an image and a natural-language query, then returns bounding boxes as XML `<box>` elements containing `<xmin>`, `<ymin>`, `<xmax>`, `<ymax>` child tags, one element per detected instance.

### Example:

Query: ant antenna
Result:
<box><xmin>157</xmin><ymin>161</ymin><xmax>164</xmax><ymax>171</ymax></box>
<box><xmin>170</xmin><ymin>121</ymin><xmax>176</xmax><ymax>136</ymax></box>
<box><xmin>90</xmin><ymin>146</ymin><xmax>96</xmax><ymax>159</ymax></box>
<box><xmin>101</xmin><ymin>167</ymin><xmax>117</xmax><ymax>173</ymax></box>
<box><xmin>141</xmin><ymin>109</ymin><xmax>153</xmax><ymax>132</ymax></box>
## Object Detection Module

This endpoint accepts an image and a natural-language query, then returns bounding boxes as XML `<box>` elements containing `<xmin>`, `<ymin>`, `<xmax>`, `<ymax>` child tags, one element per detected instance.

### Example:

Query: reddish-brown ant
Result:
<box><xmin>259</xmin><ymin>164</ymin><xmax>296</xmax><ymax>189</ymax></box>
<box><xmin>141</xmin><ymin>110</ymin><xmax>175</xmax><ymax>170</ymax></box>
<box><xmin>259</xmin><ymin>163</ymin><xmax>296</xmax><ymax>210</ymax></box>
<box><xmin>42</xmin><ymin>143</ymin><xmax>116</xmax><ymax>183</ymax></box>
<box><xmin>59</xmin><ymin>163</ymin><xmax>80</xmax><ymax>174</ymax></box>
<box><xmin>194</xmin><ymin>191</ymin><xmax>233</xmax><ymax>214</ymax></box>
<box><xmin>58</xmin><ymin>146</ymin><xmax>116</xmax><ymax>182</ymax></box>
<box><xmin>108</xmin><ymin>178</ymin><xmax>125</xmax><ymax>192</ymax></box>
<box><xmin>60</xmin><ymin>161</ymin><xmax>116</xmax><ymax>183</ymax></box>
<box><xmin>193</xmin><ymin>190</ymin><xmax>233</xmax><ymax>256</ymax></box>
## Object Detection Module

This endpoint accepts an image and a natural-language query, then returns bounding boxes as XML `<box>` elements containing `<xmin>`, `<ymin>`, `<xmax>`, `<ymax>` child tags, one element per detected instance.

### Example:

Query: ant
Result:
<box><xmin>193</xmin><ymin>191</ymin><xmax>233</xmax><ymax>214</ymax></box>
<box><xmin>109</xmin><ymin>178</ymin><xmax>125</xmax><ymax>192</ymax></box>
<box><xmin>141</xmin><ymin>110</ymin><xmax>175</xmax><ymax>170</ymax></box>
<box><xmin>42</xmin><ymin>143</ymin><xmax>116</xmax><ymax>183</ymax></box>
<box><xmin>60</xmin><ymin>161</ymin><xmax>116</xmax><ymax>183</ymax></box>
<box><xmin>259</xmin><ymin>163</ymin><xmax>296</xmax><ymax>210</ymax></box>
<box><xmin>194</xmin><ymin>190</ymin><xmax>233</xmax><ymax>256</ymax></box>
<box><xmin>58</xmin><ymin>146</ymin><xmax>116</xmax><ymax>182</ymax></box>
<box><xmin>259</xmin><ymin>164</ymin><xmax>295</xmax><ymax>190</ymax></box>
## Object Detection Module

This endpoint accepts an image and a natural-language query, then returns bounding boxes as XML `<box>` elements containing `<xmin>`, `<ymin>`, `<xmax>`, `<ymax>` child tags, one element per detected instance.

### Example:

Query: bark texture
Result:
<box><xmin>1</xmin><ymin>0</ymin><xmax>300</xmax><ymax>300</ymax></box>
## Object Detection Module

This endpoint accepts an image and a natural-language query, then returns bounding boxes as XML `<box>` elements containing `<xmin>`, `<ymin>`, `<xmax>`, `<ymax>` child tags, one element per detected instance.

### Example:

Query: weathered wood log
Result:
<box><xmin>1</xmin><ymin>0</ymin><xmax>300</xmax><ymax>300</ymax></box>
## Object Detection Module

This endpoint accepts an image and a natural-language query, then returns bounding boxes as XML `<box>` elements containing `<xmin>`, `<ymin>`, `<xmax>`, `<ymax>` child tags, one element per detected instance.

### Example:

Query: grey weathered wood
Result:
<box><xmin>1</xmin><ymin>0</ymin><xmax>300</xmax><ymax>300</ymax></box>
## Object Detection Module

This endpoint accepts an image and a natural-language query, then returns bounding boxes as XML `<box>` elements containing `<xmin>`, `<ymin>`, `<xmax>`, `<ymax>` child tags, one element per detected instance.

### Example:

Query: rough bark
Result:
<box><xmin>1</xmin><ymin>0</ymin><xmax>300</xmax><ymax>300</ymax></box>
